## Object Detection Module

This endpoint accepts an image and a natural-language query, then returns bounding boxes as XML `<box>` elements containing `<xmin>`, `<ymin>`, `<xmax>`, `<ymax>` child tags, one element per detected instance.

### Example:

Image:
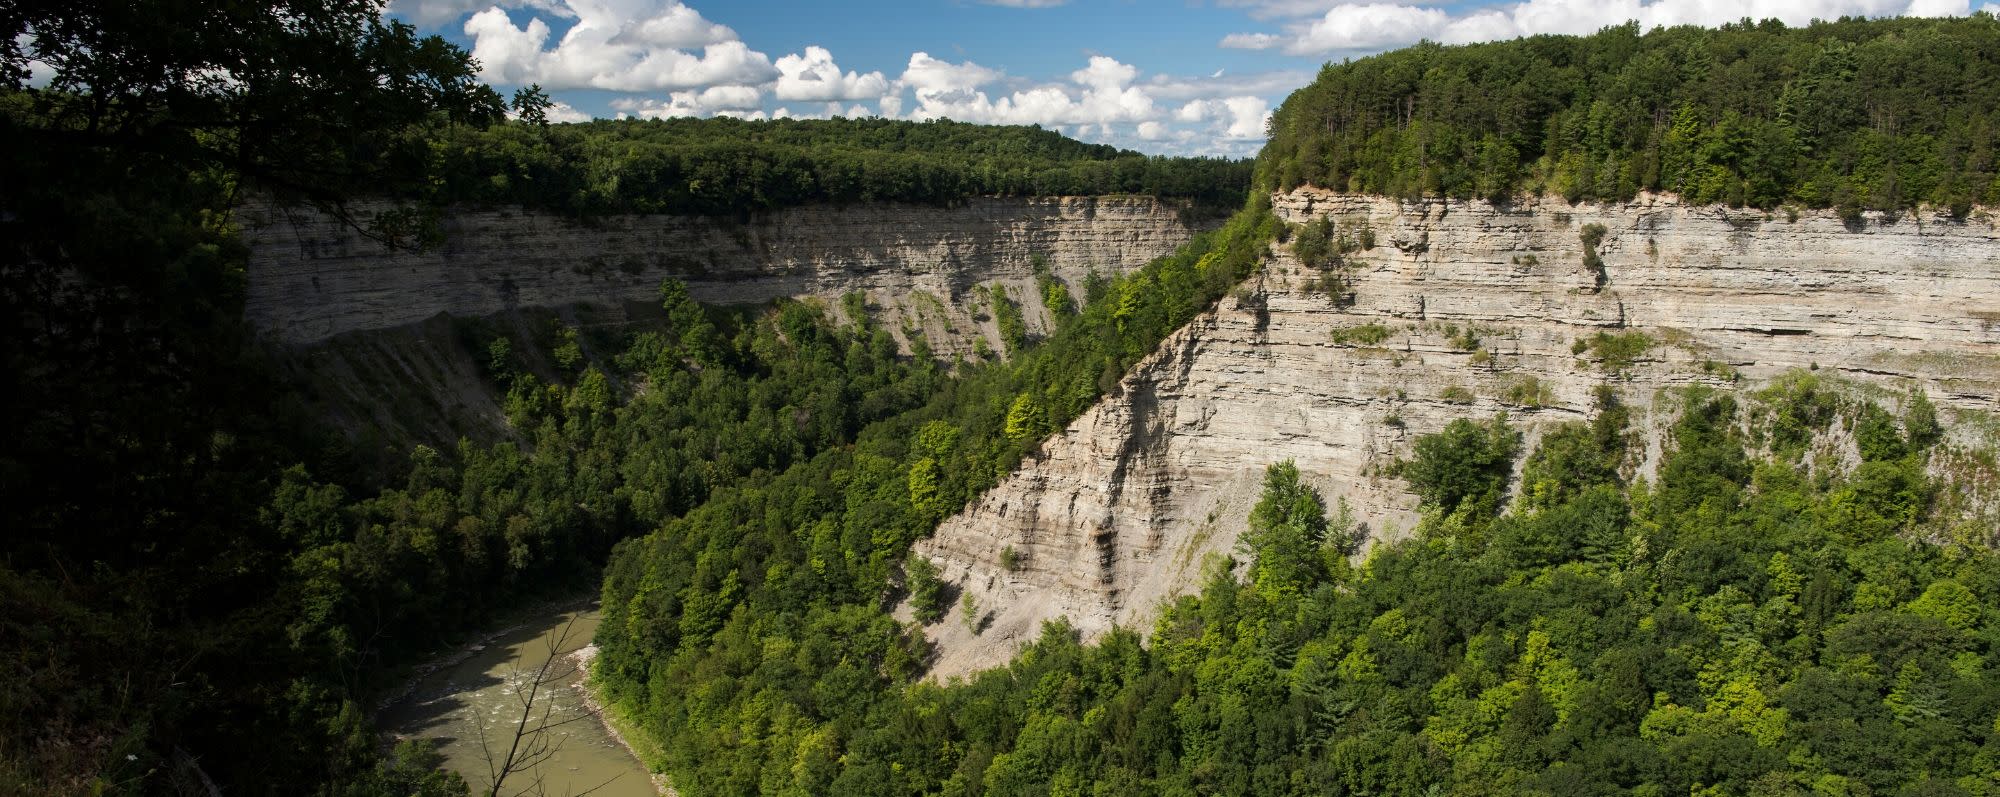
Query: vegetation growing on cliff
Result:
<box><xmin>1261</xmin><ymin>14</ymin><xmax>2000</xmax><ymax>213</ymax></box>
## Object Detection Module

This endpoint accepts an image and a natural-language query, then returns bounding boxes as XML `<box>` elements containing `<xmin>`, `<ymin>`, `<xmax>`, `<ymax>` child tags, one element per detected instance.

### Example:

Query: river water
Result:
<box><xmin>382</xmin><ymin>606</ymin><xmax>659</xmax><ymax>797</ymax></box>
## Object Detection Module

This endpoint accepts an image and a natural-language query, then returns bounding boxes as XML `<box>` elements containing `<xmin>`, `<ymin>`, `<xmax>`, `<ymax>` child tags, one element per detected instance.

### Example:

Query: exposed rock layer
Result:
<box><xmin>240</xmin><ymin>196</ymin><xmax>1203</xmax><ymax>356</ymax></box>
<box><xmin>913</xmin><ymin>190</ymin><xmax>2000</xmax><ymax>679</ymax></box>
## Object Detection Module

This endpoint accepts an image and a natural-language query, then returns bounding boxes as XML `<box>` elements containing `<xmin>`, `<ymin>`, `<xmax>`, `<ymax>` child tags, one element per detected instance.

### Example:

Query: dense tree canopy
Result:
<box><xmin>1260</xmin><ymin>14</ymin><xmax>2000</xmax><ymax>214</ymax></box>
<box><xmin>597</xmin><ymin>377</ymin><xmax>1996</xmax><ymax>796</ymax></box>
<box><xmin>426</xmin><ymin>117</ymin><xmax>1253</xmax><ymax>217</ymax></box>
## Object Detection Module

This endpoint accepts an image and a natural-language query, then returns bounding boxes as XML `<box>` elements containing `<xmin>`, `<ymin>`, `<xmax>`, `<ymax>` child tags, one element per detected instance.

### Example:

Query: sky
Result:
<box><xmin>385</xmin><ymin>0</ymin><xmax>2000</xmax><ymax>157</ymax></box>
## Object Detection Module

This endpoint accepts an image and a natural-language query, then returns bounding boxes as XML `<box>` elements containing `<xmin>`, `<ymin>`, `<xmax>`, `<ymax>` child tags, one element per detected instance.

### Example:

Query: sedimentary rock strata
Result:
<box><xmin>240</xmin><ymin>196</ymin><xmax>1203</xmax><ymax>356</ymax></box>
<box><xmin>913</xmin><ymin>191</ymin><xmax>2000</xmax><ymax>679</ymax></box>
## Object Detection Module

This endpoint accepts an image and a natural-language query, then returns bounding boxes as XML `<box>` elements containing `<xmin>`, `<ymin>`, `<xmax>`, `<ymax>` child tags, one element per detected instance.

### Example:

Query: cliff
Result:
<box><xmin>241</xmin><ymin>195</ymin><xmax>1206</xmax><ymax>452</ymax></box>
<box><xmin>240</xmin><ymin>196</ymin><xmax>1203</xmax><ymax>357</ymax></box>
<box><xmin>911</xmin><ymin>190</ymin><xmax>2000</xmax><ymax>679</ymax></box>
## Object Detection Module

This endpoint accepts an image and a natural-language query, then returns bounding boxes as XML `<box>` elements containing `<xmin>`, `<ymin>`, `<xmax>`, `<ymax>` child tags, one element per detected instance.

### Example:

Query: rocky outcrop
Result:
<box><xmin>240</xmin><ymin>196</ymin><xmax>1204</xmax><ymax>357</ymax></box>
<box><xmin>912</xmin><ymin>190</ymin><xmax>2000</xmax><ymax>679</ymax></box>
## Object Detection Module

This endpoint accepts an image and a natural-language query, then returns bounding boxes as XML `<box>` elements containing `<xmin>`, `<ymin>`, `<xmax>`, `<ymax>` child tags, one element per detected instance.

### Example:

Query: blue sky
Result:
<box><xmin>387</xmin><ymin>0</ymin><xmax>2000</xmax><ymax>157</ymax></box>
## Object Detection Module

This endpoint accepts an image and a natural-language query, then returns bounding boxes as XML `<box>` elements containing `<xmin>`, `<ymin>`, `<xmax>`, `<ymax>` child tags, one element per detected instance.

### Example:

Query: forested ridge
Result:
<box><xmin>1261</xmin><ymin>14</ymin><xmax>2000</xmax><ymax>214</ymax></box>
<box><xmin>430</xmin><ymin>117</ymin><xmax>1253</xmax><ymax>217</ymax></box>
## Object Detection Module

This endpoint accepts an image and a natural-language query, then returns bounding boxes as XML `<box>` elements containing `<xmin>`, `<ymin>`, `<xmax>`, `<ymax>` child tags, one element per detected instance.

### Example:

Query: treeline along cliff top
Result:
<box><xmin>1261</xmin><ymin>14</ymin><xmax>2000</xmax><ymax>214</ymax></box>
<box><xmin>427</xmin><ymin>116</ymin><xmax>1253</xmax><ymax>217</ymax></box>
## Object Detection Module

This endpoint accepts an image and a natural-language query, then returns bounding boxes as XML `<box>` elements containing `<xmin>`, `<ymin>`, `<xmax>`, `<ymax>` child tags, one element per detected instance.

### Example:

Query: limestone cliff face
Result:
<box><xmin>240</xmin><ymin>196</ymin><xmax>1202</xmax><ymax>357</ymax></box>
<box><xmin>912</xmin><ymin>190</ymin><xmax>2000</xmax><ymax>679</ymax></box>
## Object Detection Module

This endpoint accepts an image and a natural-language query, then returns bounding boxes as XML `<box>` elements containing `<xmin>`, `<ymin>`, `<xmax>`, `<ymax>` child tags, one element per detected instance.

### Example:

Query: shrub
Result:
<box><xmin>1579</xmin><ymin>223</ymin><xmax>1609</xmax><ymax>291</ymax></box>
<box><xmin>1033</xmin><ymin>256</ymin><xmax>1075</xmax><ymax>327</ymax></box>
<box><xmin>961</xmin><ymin>593</ymin><xmax>982</xmax><ymax>633</ymax></box>
<box><xmin>1440</xmin><ymin>324</ymin><xmax>1482</xmax><ymax>351</ymax></box>
<box><xmin>907</xmin><ymin>557</ymin><xmax>946</xmax><ymax>624</ymax></box>
<box><xmin>1905</xmin><ymin>389</ymin><xmax>1942</xmax><ymax>450</ymax></box>
<box><xmin>1584</xmin><ymin>331</ymin><xmax>1652</xmax><ymax>373</ymax></box>
<box><xmin>1330</xmin><ymin>322</ymin><xmax>1392</xmax><ymax>346</ymax></box>
<box><xmin>1502</xmin><ymin>375</ymin><xmax>1553</xmax><ymax>407</ymax></box>
<box><xmin>989</xmin><ymin>283</ymin><xmax>1027</xmax><ymax>355</ymax></box>
<box><xmin>1293</xmin><ymin>217</ymin><xmax>1335</xmax><ymax>268</ymax></box>
<box><xmin>1758</xmin><ymin>372</ymin><xmax>1837</xmax><ymax>456</ymax></box>
<box><xmin>486</xmin><ymin>336</ymin><xmax>515</xmax><ymax>379</ymax></box>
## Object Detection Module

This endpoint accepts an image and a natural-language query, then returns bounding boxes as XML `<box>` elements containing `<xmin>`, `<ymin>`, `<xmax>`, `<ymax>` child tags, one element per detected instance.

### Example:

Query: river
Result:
<box><xmin>382</xmin><ymin>606</ymin><xmax>660</xmax><ymax>797</ymax></box>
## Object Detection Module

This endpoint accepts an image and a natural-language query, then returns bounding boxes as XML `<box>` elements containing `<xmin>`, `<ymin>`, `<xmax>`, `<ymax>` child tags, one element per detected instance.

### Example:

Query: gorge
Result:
<box><xmin>242</xmin><ymin>185</ymin><xmax>2000</xmax><ymax>686</ymax></box>
<box><xmin>17</xmin><ymin>8</ymin><xmax>2000</xmax><ymax>794</ymax></box>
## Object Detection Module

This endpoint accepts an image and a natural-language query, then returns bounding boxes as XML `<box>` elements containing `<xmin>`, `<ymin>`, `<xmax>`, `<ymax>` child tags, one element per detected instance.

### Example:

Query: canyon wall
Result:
<box><xmin>240</xmin><ymin>196</ymin><xmax>1203</xmax><ymax>357</ymax></box>
<box><xmin>913</xmin><ymin>190</ymin><xmax>2000</xmax><ymax>679</ymax></box>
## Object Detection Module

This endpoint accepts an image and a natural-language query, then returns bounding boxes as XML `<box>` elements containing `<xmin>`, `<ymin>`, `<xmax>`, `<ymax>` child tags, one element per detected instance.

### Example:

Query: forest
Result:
<box><xmin>5</xmin><ymin>1</ymin><xmax>1999</xmax><ymax>795</ymax></box>
<box><xmin>429</xmin><ymin>117</ymin><xmax>1253</xmax><ymax>217</ymax></box>
<box><xmin>636</xmin><ymin>382</ymin><xmax>1997</xmax><ymax>795</ymax></box>
<box><xmin>1260</xmin><ymin>14</ymin><xmax>2000</xmax><ymax>214</ymax></box>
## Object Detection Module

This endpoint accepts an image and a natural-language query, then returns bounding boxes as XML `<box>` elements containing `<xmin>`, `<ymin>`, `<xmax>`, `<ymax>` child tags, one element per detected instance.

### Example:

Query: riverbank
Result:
<box><xmin>379</xmin><ymin>605</ymin><xmax>659</xmax><ymax>797</ymax></box>
<box><xmin>570</xmin><ymin>644</ymin><xmax>675</xmax><ymax>797</ymax></box>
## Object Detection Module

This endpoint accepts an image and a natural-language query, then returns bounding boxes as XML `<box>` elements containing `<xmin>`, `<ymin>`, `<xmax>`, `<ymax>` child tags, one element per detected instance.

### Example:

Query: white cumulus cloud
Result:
<box><xmin>1282</xmin><ymin>3</ymin><xmax>1450</xmax><ymax>52</ymax></box>
<box><xmin>509</xmin><ymin>99</ymin><xmax>594</xmax><ymax>123</ymax></box>
<box><xmin>899</xmin><ymin>52</ymin><xmax>1005</xmax><ymax>99</ymax></box>
<box><xmin>1224</xmin><ymin>0</ymin><xmax>1994</xmax><ymax>56</ymax></box>
<box><xmin>391</xmin><ymin>0</ymin><xmax>577</xmax><ymax>26</ymax></box>
<box><xmin>609</xmin><ymin>0</ymin><xmax>736</xmax><ymax>48</ymax></box>
<box><xmin>870</xmin><ymin>52</ymin><xmax>1280</xmax><ymax>155</ymax></box>
<box><xmin>611</xmin><ymin>83</ymin><xmax>764</xmax><ymax>118</ymax></box>
<box><xmin>896</xmin><ymin>54</ymin><xmax>1157</xmax><ymax>128</ymax></box>
<box><xmin>464</xmin><ymin>0</ymin><xmax>776</xmax><ymax>91</ymax></box>
<box><xmin>774</xmin><ymin>46</ymin><xmax>891</xmax><ymax>102</ymax></box>
<box><xmin>1174</xmin><ymin>97</ymin><xmax>1273</xmax><ymax>140</ymax></box>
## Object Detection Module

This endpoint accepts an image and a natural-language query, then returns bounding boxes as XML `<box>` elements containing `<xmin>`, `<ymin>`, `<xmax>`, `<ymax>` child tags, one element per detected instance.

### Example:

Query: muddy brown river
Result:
<box><xmin>382</xmin><ymin>607</ymin><xmax>659</xmax><ymax>797</ymax></box>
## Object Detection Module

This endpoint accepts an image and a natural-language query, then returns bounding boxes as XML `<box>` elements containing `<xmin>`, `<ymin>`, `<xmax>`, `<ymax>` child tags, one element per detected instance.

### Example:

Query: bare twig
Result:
<box><xmin>476</xmin><ymin>614</ymin><xmax>607</xmax><ymax>797</ymax></box>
